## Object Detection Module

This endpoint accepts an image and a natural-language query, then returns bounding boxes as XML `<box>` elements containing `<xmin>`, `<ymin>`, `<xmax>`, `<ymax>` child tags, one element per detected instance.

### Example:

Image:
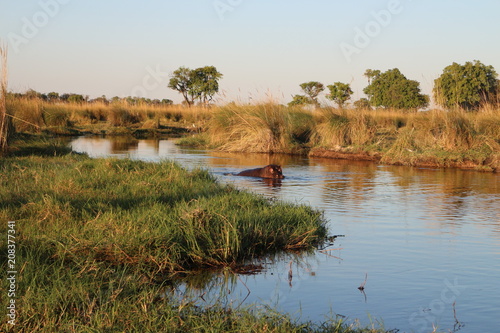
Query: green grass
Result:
<box><xmin>0</xmin><ymin>139</ymin><xmax>399</xmax><ymax>332</ymax></box>
<box><xmin>1</xmin><ymin>144</ymin><xmax>327</xmax><ymax>272</ymax></box>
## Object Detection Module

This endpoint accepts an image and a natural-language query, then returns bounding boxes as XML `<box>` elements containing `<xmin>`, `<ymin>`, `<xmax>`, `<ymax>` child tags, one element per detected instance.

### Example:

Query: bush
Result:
<box><xmin>108</xmin><ymin>106</ymin><xmax>143</xmax><ymax>127</ymax></box>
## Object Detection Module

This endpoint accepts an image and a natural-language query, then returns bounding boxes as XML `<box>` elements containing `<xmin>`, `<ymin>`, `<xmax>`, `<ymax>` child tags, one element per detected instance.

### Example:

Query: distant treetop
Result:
<box><xmin>433</xmin><ymin>60</ymin><xmax>499</xmax><ymax>110</ymax></box>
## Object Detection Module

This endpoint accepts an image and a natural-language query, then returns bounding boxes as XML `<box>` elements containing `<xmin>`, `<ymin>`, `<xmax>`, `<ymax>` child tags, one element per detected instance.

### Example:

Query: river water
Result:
<box><xmin>70</xmin><ymin>137</ymin><xmax>500</xmax><ymax>333</ymax></box>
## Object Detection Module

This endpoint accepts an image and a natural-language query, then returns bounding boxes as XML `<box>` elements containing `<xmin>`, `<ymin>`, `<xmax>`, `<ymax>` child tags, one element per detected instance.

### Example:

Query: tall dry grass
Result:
<box><xmin>0</xmin><ymin>43</ymin><xmax>9</xmax><ymax>153</ymax></box>
<box><xmin>5</xmin><ymin>96</ymin><xmax>214</xmax><ymax>132</ymax></box>
<box><xmin>207</xmin><ymin>103</ymin><xmax>311</xmax><ymax>153</ymax></box>
<box><xmin>380</xmin><ymin>109</ymin><xmax>500</xmax><ymax>168</ymax></box>
<box><xmin>311</xmin><ymin>108</ymin><xmax>379</xmax><ymax>149</ymax></box>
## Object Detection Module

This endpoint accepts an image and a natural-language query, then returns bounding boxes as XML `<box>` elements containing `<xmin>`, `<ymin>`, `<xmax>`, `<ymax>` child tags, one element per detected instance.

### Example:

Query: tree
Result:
<box><xmin>353</xmin><ymin>98</ymin><xmax>371</xmax><ymax>109</ymax></box>
<box><xmin>47</xmin><ymin>92</ymin><xmax>60</xmax><ymax>102</ymax></box>
<box><xmin>60</xmin><ymin>93</ymin><xmax>70</xmax><ymax>102</ymax></box>
<box><xmin>25</xmin><ymin>89</ymin><xmax>43</xmax><ymax>100</ymax></box>
<box><xmin>168</xmin><ymin>66</ymin><xmax>223</xmax><ymax>107</ymax></box>
<box><xmin>326</xmin><ymin>82</ymin><xmax>353</xmax><ymax>108</ymax></box>
<box><xmin>364</xmin><ymin>69</ymin><xmax>381</xmax><ymax>85</ymax></box>
<box><xmin>433</xmin><ymin>60</ymin><xmax>499</xmax><ymax>110</ymax></box>
<box><xmin>168</xmin><ymin>67</ymin><xmax>193</xmax><ymax>106</ymax></box>
<box><xmin>299</xmin><ymin>81</ymin><xmax>324</xmax><ymax>107</ymax></box>
<box><xmin>363</xmin><ymin>68</ymin><xmax>429</xmax><ymax>110</ymax></box>
<box><xmin>92</xmin><ymin>95</ymin><xmax>108</xmax><ymax>104</ymax></box>
<box><xmin>288</xmin><ymin>94</ymin><xmax>314</xmax><ymax>107</ymax></box>
<box><xmin>67</xmin><ymin>94</ymin><xmax>84</xmax><ymax>103</ymax></box>
<box><xmin>190</xmin><ymin>66</ymin><xmax>223</xmax><ymax>105</ymax></box>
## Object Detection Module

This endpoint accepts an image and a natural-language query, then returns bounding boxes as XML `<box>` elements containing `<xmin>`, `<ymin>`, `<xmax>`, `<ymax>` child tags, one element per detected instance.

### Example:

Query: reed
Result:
<box><xmin>207</xmin><ymin>103</ymin><xmax>308</xmax><ymax>153</ymax></box>
<box><xmin>311</xmin><ymin>108</ymin><xmax>378</xmax><ymax>149</ymax></box>
<box><xmin>0</xmin><ymin>43</ymin><xmax>10</xmax><ymax>153</ymax></box>
<box><xmin>379</xmin><ymin>109</ymin><xmax>500</xmax><ymax>169</ymax></box>
<box><xmin>5</xmin><ymin>96</ymin><xmax>213</xmax><ymax>134</ymax></box>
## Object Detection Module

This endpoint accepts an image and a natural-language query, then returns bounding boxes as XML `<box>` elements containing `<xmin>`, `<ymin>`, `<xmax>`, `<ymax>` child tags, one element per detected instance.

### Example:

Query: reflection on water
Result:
<box><xmin>71</xmin><ymin>137</ymin><xmax>500</xmax><ymax>333</ymax></box>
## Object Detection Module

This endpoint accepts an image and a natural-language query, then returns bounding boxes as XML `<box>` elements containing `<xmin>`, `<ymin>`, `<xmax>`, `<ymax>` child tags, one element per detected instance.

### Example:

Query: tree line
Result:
<box><xmin>10</xmin><ymin>89</ymin><xmax>174</xmax><ymax>106</ymax></box>
<box><xmin>167</xmin><ymin>60</ymin><xmax>499</xmax><ymax>111</ymax></box>
<box><xmin>287</xmin><ymin>60</ymin><xmax>499</xmax><ymax>110</ymax></box>
<box><xmin>10</xmin><ymin>60</ymin><xmax>499</xmax><ymax>111</ymax></box>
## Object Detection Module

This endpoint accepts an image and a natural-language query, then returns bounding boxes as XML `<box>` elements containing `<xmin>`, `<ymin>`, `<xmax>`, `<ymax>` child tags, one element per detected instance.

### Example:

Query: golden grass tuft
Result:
<box><xmin>207</xmin><ymin>103</ymin><xmax>306</xmax><ymax>153</ymax></box>
<box><xmin>311</xmin><ymin>108</ymin><xmax>378</xmax><ymax>149</ymax></box>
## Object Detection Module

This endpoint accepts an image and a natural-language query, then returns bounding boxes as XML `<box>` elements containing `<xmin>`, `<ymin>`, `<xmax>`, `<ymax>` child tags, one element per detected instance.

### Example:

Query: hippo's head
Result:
<box><xmin>263</xmin><ymin>165</ymin><xmax>285</xmax><ymax>179</ymax></box>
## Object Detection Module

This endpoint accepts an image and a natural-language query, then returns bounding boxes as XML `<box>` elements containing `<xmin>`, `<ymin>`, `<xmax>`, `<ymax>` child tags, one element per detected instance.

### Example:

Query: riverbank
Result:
<box><xmin>7</xmin><ymin>97</ymin><xmax>499</xmax><ymax>172</ymax></box>
<box><xmin>189</xmin><ymin>103</ymin><xmax>500</xmax><ymax>172</ymax></box>
<box><xmin>1</xmin><ymin>138</ymin><xmax>394</xmax><ymax>332</ymax></box>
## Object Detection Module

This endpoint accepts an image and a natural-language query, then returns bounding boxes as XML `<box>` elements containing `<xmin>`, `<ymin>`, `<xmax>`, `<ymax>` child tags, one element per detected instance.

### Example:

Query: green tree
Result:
<box><xmin>326</xmin><ymin>82</ymin><xmax>353</xmax><ymax>108</ymax></box>
<box><xmin>168</xmin><ymin>67</ymin><xmax>193</xmax><ymax>106</ymax></box>
<box><xmin>299</xmin><ymin>81</ymin><xmax>324</xmax><ymax>106</ymax></box>
<box><xmin>364</xmin><ymin>69</ymin><xmax>381</xmax><ymax>85</ymax></box>
<box><xmin>67</xmin><ymin>94</ymin><xmax>84</xmax><ymax>103</ymax></box>
<box><xmin>353</xmin><ymin>98</ymin><xmax>371</xmax><ymax>109</ymax></box>
<box><xmin>364</xmin><ymin>68</ymin><xmax>429</xmax><ymax>110</ymax></box>
<box><xmin>168</xmin><ymin>66</ymin><xmax>223</xmax><ymax>107</ymax></box>
<box><xmin>25</xmin><ymin>89</ymin><xmax>43</xmax><ymax>100</ymax></box>
<box><xmin>190</xmin><ymin>66</ymin><xmax>223</xmax><ymax>105</ymax></box>
<box><xmin>47</xmin><ymin>92</ymin><xmax>60</xmax><ymax>102</ymax></box>
<box><xmin>288</xmin><ymin>94</ymin><xmax>314</xmax><ymax>107</ymax></box>
<box><xmin>92</xmin><ymin>95</ymin><xmax>108</xmax><ymax>104</ymax></box>
<box><xmin>433</xmin><ymin>60</ymin><xmax>499</xmax><ymax>110</ymax></box>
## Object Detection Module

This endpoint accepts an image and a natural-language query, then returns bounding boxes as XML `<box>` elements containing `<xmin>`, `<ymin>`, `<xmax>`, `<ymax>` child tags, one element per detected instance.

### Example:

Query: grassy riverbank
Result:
<box><xmin>0</xmin><ymin>138</ymin><xmax>392</xmax><ymax>332</ymax></box>
<box><xmin>197</xmin><ymin>103</ymin><xmax>500</xmax><ymax>172</ymax></box>
<box><xmin>8</xmin><ymin>95</ymin><xmax>499</xmax><ymax>171</ymax></box>
<box><xmin>6</xmin><ymin>97</ymin><xmax>207</xmax><ymax>138</ymax></box>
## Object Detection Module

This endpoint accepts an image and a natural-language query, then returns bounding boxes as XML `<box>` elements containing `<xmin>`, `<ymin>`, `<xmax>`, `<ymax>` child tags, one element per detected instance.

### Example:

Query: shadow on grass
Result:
<box><xmin>6</xmin><ymin>133</ymin><xmax>76</xmax><ymax>157</ymax></box>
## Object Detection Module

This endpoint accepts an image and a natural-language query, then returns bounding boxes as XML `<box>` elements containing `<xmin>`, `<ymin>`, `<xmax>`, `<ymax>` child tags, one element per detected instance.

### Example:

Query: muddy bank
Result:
<box><xmin>308</xmin><ymin>148</ymin><xmax>382</xmax><ymax>162</ymax></box>
<box><xmin>308</xmin><ymin>148</ymin><xmax>499</xmax><ymax>172</ymax></box>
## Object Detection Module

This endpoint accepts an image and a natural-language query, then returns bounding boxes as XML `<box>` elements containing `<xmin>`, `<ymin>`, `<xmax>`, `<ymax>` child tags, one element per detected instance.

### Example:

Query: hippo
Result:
<box><xmin>236</xmin><ymin>165</ymin><xmax>285</xmax><ymax>179</ymax></box>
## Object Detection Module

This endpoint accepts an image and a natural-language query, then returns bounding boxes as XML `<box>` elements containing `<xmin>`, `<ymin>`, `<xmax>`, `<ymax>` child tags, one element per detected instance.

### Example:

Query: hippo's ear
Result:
<box><xmin>270</xmin><ymin>168</ymin><xmax>275</xmax><ymax>173</ymax></box>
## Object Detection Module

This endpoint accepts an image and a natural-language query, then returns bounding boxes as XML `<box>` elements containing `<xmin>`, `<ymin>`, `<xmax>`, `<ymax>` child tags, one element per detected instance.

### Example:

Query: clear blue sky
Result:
<box><xmin>1</xmin><ymin>0</ymin><xmax>499</xmax><ymax>105</ymax></box>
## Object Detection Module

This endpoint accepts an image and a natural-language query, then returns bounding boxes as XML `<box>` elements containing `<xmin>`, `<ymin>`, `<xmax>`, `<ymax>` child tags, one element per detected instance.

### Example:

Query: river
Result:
<box><xmin>70</xmin><ymin>136</ymin><xmax>500</xmax><ymax>333</ymax></box>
